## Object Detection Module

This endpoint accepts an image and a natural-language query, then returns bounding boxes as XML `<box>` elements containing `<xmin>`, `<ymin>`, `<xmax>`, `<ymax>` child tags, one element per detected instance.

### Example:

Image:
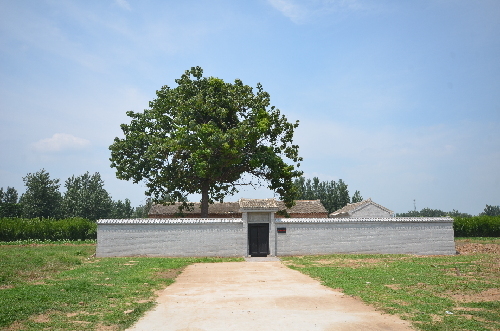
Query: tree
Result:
<box><xmin>293</xmin><ymin>176</ymin><xmax>359</xmax><ymax>214</ymax></box>
<box><xmin>1</xmin><ymin>187</ymin><xmax>18</xmax><ymax>204</ymax></box>
<box><xmin>110</xmin><ymin>67</ymin><xmax>302</xmax><ymax>217</ymax></box>
<box><xmin>62</xmin><ymin>172</ymin><xmax>113</xmax><ymax>221</ymax></box>
<box><xmin>133</xmin><ymin>198</ymin><xmax>152</xmax><ymax>218</ymax></box>
<box><xmin>20</xmin><ymin>169</ymin><xmax>62</xmax><ymax>219</ymax></box>
<box><xmin>481</xmin><ymin>204</ymin><xmax>500</xmax><ymax>216</ymax></box>
<box><xmin>447</xmin><ymin>209</ymin><xmax>472</xmax><ymax>218</ymax></box>
<box><xmin>351</xmin><ymin>190</ymin><xmax>363</xmax><ymax>203</ymax></box>
<box><xmin>395</xmin><ymin>207</ymin><xmax>468</xmax><ymax>217</ymax></box>
<box><xmin>0</xmin><ymin>186</ymin><xmax>22</xmax><ymax>217</ymax></box>
<box><xmin>336</xmin><ymin>179</ymin><xmax>350</xmax><ymax>210</ymax></box>
<box><xmin>110</xmin><ymin>199</ymin><xmax>134</xmax><ymax>219</ymax></box>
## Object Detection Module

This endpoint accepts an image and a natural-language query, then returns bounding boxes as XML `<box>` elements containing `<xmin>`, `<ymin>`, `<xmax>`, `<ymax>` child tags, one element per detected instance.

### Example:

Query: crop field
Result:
<box><xmin>0</xmin><ymin>238</ymin><xmax>498</xmax><ymax>330</ymax></box>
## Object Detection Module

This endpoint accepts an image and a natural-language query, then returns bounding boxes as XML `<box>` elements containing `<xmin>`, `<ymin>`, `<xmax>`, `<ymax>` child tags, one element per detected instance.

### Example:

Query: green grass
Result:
<box><xmin>0</xmin><ymin>243</ymin><xmax>242</xmax><ymax>330</ymax></box>
<box><xmin>2</xmin><ymin>238</ymin><xmax>498</xmax><ymax>331</ymax></box>
<box><xmin>281</xmin><ymin>238</ymin><xmax>500</xmax><ymax>331</ymax></box>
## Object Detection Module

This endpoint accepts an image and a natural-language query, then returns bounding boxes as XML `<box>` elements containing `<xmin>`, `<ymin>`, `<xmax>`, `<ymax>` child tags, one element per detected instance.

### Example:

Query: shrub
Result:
<box><xmin>453</xmin><ymin>216</ymin><xmax>500</xmax><ymax>237</ymax></box>
<box><xmin>0</xmin><ymin>217</ymin><xmax>97</xmax><ymax>241</ymax></box>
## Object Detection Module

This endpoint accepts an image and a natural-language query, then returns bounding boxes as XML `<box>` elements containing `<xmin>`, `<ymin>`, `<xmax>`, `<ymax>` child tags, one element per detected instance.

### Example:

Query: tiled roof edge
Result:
<box><xmin>275</xmin><ymin>217</ymin><xmax>453</xmax><ymax>223</ymax></box>
<box><xmin>97</xmin><ymin>218</ymin><xmax>243</xmax><ymax>224</ymax></box>
<box><xmin>354</xmin><ymin>201</ymin><xmax>394</xmax><ymax>215</ymax></box>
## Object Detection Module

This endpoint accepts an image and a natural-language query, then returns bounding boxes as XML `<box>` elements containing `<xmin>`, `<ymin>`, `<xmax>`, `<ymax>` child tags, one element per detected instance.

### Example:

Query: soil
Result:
<box><xmin>155</xmin><ymin>267</ymin><xmax>185</xmax><ymax>280</ymax></box>
<box><xmin>455</xmin><ymin>242</ymin><xmax>500</xmax><ymax>255</ymax></box>
<box><xmin>449</xmin><ymin>288</ymin><xmax>500</xmax><ymax>302</ymax></box>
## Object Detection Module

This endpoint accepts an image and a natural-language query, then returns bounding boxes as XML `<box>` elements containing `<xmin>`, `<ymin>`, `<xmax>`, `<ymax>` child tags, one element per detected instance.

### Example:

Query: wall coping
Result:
<box><xmin>97</xmin><ymin>218</ymin><xmax>243</xmax><ymax>225</ymax></box>
<box><xmin>98</xmin><ymin>216</ymin><xmax>453</xmax><ymax>225</ymax></box>
<box><xmin>275</xmin><ymin>217</ymin><xmax>454</xmax><ymax>223</ymax></box>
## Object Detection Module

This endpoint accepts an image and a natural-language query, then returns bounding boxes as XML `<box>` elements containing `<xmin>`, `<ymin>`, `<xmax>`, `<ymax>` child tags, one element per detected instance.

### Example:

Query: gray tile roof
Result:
<box><xmin>239</xmin><ymin>198</ymin><xmax>278</xmax><ymax>209</ymax></box>
<box><xmin>276</xmin><ymin>200</ymin><xmax>327</xmax><ymax>213</ymax></box>
<box><xmin>148</xmin><ymin>201</ymin><xmax>241</xmax><ymax>215</ymax></box>
<box><xmin>148</xmin><ymin>199</ymin><xmax>327</xmax><ymax>216</ymax></box>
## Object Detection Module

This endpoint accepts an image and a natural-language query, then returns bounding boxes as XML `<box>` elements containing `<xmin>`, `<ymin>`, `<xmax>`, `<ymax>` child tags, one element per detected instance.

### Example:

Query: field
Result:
<box><xmin>0</xmin><ymin>238</ymin><xmax>498</xmax><ymax>330</ymax></box>
<box><xmin>282</xmin><ymin>237</ymin><xmax>500</xmax><ymax>331</ymax></box>
<box><xmin>0</xmin><ymin>244</ymin><xmax>242</xmax><ymax>330</ymax></box>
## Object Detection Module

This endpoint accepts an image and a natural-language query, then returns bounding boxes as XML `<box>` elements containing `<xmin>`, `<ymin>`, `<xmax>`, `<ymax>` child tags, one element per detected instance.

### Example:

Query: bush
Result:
<box><xmin>0</xmin><ymin>217</ymin><xmax>97</xmax><ymax>241</ymax></box>
<box><xmin>453</xmin><ymin>216</ymin><xmax>500</xmax><ymax>237</ymax></box>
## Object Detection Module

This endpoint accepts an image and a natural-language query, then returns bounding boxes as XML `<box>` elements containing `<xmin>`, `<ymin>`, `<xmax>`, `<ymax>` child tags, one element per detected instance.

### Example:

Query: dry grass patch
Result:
<box><xmin>448</xmin><ymin>288</ymin><xmax>500</xmax><ymax>303</ymax></box>
<box><xmin>155</xmin><ymin>267</ymin><xmax>185</xmax><ymax>280</ymax></box>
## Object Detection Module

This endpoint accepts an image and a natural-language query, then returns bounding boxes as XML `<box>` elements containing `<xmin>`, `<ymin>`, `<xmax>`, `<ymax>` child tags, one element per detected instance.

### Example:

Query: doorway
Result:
<box><xmin>248</xmin><ymin>223</ymin><xmax>269</xmax><ymax>257</ymax></box>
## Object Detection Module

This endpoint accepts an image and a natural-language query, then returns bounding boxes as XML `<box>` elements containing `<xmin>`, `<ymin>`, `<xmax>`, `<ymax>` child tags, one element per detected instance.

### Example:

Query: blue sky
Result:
<box><xmin>1</xmin><ymin>0</ymin><xmax>499</xmax><ymax>215</ymax></box>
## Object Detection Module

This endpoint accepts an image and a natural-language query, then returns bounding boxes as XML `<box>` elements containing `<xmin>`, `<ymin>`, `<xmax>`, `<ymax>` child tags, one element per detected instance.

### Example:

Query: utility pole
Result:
<box><xmin>413</xmin><ymin>199</ymin><xmax>416</xmax><ymax>212</ymax></box>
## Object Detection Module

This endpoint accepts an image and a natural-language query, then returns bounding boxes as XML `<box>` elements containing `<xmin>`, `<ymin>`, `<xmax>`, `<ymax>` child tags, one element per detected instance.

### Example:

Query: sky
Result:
<box><xmin>1</xmin><ymin>0</ymin><xmax>499</xmax><ymax>215</ymax></box>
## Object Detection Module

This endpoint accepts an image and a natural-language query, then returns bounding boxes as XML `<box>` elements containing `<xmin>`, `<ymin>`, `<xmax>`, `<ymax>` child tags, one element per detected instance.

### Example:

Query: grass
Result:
<box><xmin>1</xmin><ymin>238</ymin><xmax>498</xmax><ymax>330</ymax></box>
<box><xmin>281</xmin><ymin>237</ymin><xmax>500</xmax><ymax>331</ymax></box>
<box><xmin>0</xmin><ymin>243</ymin><xmax>242</xmax><ymax>330</ymax></box>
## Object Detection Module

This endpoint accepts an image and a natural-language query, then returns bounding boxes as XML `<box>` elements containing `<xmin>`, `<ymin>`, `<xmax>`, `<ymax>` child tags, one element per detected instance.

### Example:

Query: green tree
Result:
<box><xmin>0</xmin><ymin>186</ymin><xmax>22</xmax><ymax>217</ymax></box>
<box><xmin>110</xmin><ymin>198</ymin><xmax>134</xmax><ymax>219</ymax></box>
<box><xmin>20</xmin><ymin>169</ymin><xmax>62</xmax><ymax>219</ymax></box>
<box><xmin>133</xmin><ymin>199</ymin><xmax>152</xmax><ymax>218</ymax></box>
<box><xmin>336</xmin><ymin>179</ymin><xmax>350</xmax><ymax>210</ymax></box>
<box><xmin>481</xmin><ymin>204</ymin><xmax>500</xmax><ymax>216</ymax></box>
<box><xmin>351</xmin><ymin>190</ymin><xmax>363</xmax><ymax>203</ymax></box>
<box><xmin>110</xmin><ymin>67</ymin><xmax>302</xmax><ymax>217</ymax></box>
<box><xmin>62</xmin><ymin>172</ymin><xmax>113</xmax><ymax>221</ymax></box>
<box><xmin>396</xmin><ymin>208</ymin><xmax>454</xmax><ymax>217</ymax></box>
<box><xmin>447</xmin><ymin>209</ymin><xmax>472</xmax><ymax>218</ymax></box>
<box><xmin>293</xmin><ymin>177</ymin><xmax>359</xmax><ymax>214</ymax></box>
<box><xmin>1</xmin><ymin>187</ymin><xmax>18</xmax><ymax>204</ymax></box>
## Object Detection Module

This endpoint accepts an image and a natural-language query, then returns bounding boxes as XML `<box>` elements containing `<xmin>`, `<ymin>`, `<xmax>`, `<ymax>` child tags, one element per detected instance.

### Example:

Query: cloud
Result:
<box><xmin>268</xmin><ymin>0</ymin><xmax>306</xmax><ymax>23</ymax></box>
<box><xmin>114</xmin><ymin>0</ymin><xmax>131</xmax><ymax>11</ymax></box>
<box><xmin>267</xmin><ymin>0</ymin><xmax>368</xmax><ymax>23</ymax></box>
<box><xmin>32</xmin><ymin>133</ymin><xmax>90</xmax><ymax>153</ymax></box>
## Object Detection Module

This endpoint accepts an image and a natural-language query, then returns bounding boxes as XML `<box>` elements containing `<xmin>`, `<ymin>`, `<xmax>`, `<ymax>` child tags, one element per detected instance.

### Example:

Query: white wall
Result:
<box><xmin>97</xmin><ymin>220</ymin><xmax>246</xmax><ymax>257</ymax></box>
<box><xmin>96</xmin><ymin>217</ymin><xmax>456</xmax><ymax>257</ymax></box>
<box><xmin>275</xmin><ymin>218</ymin><xmax>455</xmax><ymax>255</ymax></box>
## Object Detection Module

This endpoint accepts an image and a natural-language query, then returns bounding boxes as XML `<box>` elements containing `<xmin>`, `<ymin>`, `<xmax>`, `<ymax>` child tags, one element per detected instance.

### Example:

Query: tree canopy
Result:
<box><xmin>396</xmin><ymin>208</ymin><xmax>472</xmax><ymax>218</ymax></box>
<box><xmin>0</xmin><ymin>187</ymin><xmax>18</xmax><ymax>204</ymax></box>
<box><xmin>62</xmin><ymin>172</ymin><xmax>113</xmax><ymax>221</ymax></box>
<box><xmin>20</xmin><ymin>169</ymin><xmax>62</xmax><ymax>219</ymax></box>
<box><xmin>293</xmin><ymin>177</ymin><xmax>361</xmax><ymax>214</ymax></box>
<box><xmin>481</xmin><ymin>204</ymin><xmax>500</xmax><ymax>216</ymax></box>
<box><xmin>0</xmin><ymin>186</ymin><xmax>22</xmax><ymax>218</ymax></box>
<box><xmin>109</xmin><ymin>67</ymin><xmax>303</xmax><ymax>217</ymax></box>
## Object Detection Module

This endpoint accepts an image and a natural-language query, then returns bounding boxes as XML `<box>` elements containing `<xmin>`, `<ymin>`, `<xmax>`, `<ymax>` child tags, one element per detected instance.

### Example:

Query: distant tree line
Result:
<box><xmin>0</xmin><ymin>169</ymin><xmax>151</xmax><ymax>220</ymax></box>
<box><xmin>396</xmin><ymin>205</ymin><xmax>500</xmax><ymax>218</ymax></box>
<box><xmin>293</xmin><ymin>177</ymin><xmax>363</xmax><ymax>214</ymax></box>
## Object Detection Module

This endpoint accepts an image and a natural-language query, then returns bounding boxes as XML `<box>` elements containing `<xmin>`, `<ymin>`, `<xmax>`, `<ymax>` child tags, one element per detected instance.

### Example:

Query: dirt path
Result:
<box><xmin>127</xmin><ymin>261</ymin><xmax>413</xmax><ymax>331</ymax></box>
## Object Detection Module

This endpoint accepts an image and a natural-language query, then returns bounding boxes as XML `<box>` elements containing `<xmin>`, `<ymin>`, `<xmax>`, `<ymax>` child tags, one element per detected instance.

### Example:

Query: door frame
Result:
<box><xmin>248</xmin><ymin>223</ymin><xmax>269</xmax><ymax>257</ymax></box>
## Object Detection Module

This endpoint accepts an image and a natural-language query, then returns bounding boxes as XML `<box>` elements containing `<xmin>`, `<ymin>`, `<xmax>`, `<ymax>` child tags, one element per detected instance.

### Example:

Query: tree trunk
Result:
<box><xmin>201</xmin><ymin>181</ymin><xmax>209</xmax><ymax>218</ymax></box>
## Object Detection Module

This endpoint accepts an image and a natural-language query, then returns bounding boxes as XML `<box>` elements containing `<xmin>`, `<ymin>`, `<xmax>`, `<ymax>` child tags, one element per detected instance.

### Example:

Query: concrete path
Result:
<box><xmin>127</xmin><ymin>262</ymin><xmax>413</xmax><ymax>331</ymax></box>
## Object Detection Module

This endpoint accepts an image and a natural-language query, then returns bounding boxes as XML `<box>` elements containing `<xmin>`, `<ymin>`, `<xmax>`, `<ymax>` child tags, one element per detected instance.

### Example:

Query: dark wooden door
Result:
<box><xmin>248</xmin><ymin>223</ymin><xmax>269</xmax><ymax>257</ymax></box>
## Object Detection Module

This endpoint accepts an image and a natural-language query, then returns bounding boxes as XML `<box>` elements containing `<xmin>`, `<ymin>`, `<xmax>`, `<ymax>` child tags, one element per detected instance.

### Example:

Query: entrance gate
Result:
<box><xmin>240</xmin><ymin>199</ymin><xmax>278</xmax><ymax>257</ymax></box>
<box><xmin>248</xmin><ymin>223</ymin><xmax>269</xmax><ymax>257</ymax></box>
